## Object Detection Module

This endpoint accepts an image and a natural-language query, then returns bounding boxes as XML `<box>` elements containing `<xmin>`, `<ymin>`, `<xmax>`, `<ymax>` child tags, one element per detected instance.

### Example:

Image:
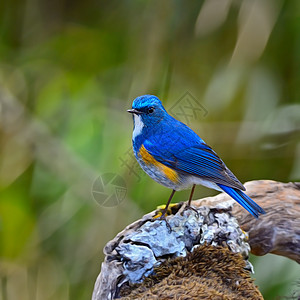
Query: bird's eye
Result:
<box><xmin>148</xmin><ymin>107</ymin><xmax>154</xmax><ymax>114</ymax></box>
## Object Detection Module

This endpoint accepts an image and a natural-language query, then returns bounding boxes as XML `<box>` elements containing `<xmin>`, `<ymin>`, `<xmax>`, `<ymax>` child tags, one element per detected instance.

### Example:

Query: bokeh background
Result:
<box><xmin>1</xmin><ymin>0</ymin><xmax>300</xmax><ymax>299</ymax></box>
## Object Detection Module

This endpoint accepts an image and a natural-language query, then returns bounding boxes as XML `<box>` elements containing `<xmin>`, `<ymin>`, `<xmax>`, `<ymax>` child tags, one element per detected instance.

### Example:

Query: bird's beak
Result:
<box><xmin>127</xmin><ymin>109</ymin><xmax>142</xmax><ymax>115</ymax></box>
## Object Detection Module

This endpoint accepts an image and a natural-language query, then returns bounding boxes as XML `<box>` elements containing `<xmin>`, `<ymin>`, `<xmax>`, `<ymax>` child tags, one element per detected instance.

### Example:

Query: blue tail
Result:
<box><xmin>218</xmin><ymin>184</ymin><xmax>266</xmax><ymax>218</ymax></box>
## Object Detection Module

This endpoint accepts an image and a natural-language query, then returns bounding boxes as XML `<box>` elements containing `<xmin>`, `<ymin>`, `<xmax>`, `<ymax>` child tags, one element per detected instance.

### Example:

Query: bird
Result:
<box><xmin>127</xmin><ymin>95</ymin><xmax>266</xmax><ymax>219</ymax></box>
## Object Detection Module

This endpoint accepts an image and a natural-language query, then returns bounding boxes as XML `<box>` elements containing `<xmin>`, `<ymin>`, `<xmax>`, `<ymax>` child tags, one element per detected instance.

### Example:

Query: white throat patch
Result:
<box><xmin>132</xmin><ymin>114</ymin><xmax>144</xmax><ymax>139</ymax></box>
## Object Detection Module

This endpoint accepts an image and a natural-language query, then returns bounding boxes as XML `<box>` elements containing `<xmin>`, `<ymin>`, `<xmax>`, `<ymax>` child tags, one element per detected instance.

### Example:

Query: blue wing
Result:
<box><xmin>143</xmin><ymin>139</ymin><xmax>245</xmax><ymax>190</ymax></box>
<box><xmin>140</xmin><ymin>115</ymin><xmax>265</xmax><ymax>217</ymax></box>
<box><xmin>143</xmin><ymin>138</ymin><xmax>266</xmax><ymax>218</ymax></box>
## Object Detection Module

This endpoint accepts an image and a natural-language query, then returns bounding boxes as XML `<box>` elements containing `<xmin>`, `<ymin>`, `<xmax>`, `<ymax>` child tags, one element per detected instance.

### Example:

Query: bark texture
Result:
<box><xmin>194</xmin><ymin>180</ymin><xmax>300</xmax><ymax>263</ymax></box>
<box><xmin>92</xmin><ymin>180</ymin><xmax>300</xmax><ymax>299</ymax></box>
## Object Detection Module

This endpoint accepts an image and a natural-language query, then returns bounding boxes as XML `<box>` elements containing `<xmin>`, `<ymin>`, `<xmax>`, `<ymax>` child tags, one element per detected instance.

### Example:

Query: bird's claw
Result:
<box><xmin>159</xmin><ymin>215</ymin><xmax>172</xmax><ymax>233</ymax></box>
<box><xmin>183</xmin><ymin>204</ymin><xmax>200</xmax><ymax>218</ymax></box>
<box><xmin>151</xmin><ymin>213</ymin><xmax>172</xmax><ymax>233</ymax></box>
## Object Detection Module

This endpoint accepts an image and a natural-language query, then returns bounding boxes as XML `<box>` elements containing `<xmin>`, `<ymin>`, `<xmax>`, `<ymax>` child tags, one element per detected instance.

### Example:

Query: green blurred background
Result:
<box><xmin>0</xmin><ymin>0</ymin><xmax>299</xmax><ymax>299</ymax></box>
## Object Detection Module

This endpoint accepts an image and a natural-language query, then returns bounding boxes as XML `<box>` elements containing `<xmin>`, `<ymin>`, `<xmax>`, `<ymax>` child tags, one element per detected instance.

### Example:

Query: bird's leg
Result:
<box><xmin>155</xmin><ymin>189</ymin><xmax>176</xmax><ymax>232</ymax></box>
<box><xmin>184</xmin><ymin>184</ymin><xmax>199</xmax><ymax>217</ymax></box>
<box><xmin>188</xmin><ymin>184</ymin><xmax>196</xmax><ymax>206</ymax></box>
<box><xmin>159</xmin><ymin>189</ymin><xmax>176</xmax><ymax>219</ymax></box>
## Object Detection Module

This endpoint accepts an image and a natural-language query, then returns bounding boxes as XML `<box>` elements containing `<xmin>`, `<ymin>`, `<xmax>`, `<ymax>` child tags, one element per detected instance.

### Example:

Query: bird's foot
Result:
<box><xmin>152</xmin><ymin>209</ymin><xmax>172</xmax><ymax>233</ymax></box>
<box><xmin>159</xmin><ymin>215</ymin><xmax>172</xmax><ymax>233</ymax></box>
<box><xmin>182</xmin><ymin>203</ymin><xmax>199</xmax><ymax>218</ymax></box>
<box><xmin>153</xmin><ymin>203</ymin><xmax>179</xmax><ymax>219</ymax></box>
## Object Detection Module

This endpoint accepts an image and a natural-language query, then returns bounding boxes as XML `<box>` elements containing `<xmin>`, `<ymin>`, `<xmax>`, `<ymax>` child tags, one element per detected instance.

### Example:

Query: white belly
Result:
<box><xmin>180</xmin><ymin>175</ymin><xmax>222</xmax><ymax>192</ymax></box>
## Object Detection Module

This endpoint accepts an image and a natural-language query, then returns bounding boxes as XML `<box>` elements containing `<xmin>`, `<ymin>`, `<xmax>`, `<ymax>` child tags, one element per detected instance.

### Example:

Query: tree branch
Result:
<box><xmin>193</xmin><ymin>180</ymin><xmax>300</xmax><ymax>263</ymax></box>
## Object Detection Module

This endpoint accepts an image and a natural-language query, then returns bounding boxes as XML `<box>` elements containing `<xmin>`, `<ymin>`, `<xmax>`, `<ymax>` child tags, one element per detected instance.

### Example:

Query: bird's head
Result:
<box><xmin>128</xmin><ymin>95</ymin><xmax>167</xmax><ymax>133</ymax></box>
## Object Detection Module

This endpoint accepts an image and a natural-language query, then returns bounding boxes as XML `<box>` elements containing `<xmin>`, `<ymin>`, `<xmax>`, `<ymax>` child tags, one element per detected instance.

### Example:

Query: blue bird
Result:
<box><xmin>128</xmin><ymin>95</ymin><xmax>266</xmax><ymax>218</ymax></box>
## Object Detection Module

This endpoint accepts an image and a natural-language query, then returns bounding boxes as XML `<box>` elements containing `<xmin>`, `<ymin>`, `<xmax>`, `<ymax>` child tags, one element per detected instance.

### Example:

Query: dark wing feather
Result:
<box><xmin>144</xmin><ymin>141</ymin><xmax>245</xmax><ymax>190</ymax></box>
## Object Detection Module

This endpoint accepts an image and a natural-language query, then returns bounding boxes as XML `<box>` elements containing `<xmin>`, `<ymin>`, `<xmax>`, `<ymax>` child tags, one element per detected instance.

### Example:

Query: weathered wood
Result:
<box><xmin>92</xmin><ymin>180</ymin><xmax>300</xmax><ymax>299</ymax></box>
<box><xmin>194</xmin><ymin>180</ymin><xmax>300</xmax><ymax>263</ymax></box>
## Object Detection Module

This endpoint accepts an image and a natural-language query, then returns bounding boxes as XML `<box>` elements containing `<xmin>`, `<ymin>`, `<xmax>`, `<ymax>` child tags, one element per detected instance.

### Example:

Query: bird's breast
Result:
<box><xmin>133</xmin><ymin>144</ymin><xmax>181</xmax><ymax>189</ymax></box>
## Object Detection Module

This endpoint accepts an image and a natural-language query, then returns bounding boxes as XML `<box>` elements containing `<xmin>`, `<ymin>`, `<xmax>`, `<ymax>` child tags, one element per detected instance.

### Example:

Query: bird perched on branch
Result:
<box><xmin>128</xmin><ymin>95</ymin><xmax>265</xmax><ymax>218</ymax></box>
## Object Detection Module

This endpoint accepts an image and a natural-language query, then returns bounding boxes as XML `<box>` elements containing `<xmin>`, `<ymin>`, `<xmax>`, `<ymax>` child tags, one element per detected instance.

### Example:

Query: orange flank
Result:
<box><xmin>139</xmin><ymin>145</ymin><xmax>179</xmax><ymax>183</ymax></box>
